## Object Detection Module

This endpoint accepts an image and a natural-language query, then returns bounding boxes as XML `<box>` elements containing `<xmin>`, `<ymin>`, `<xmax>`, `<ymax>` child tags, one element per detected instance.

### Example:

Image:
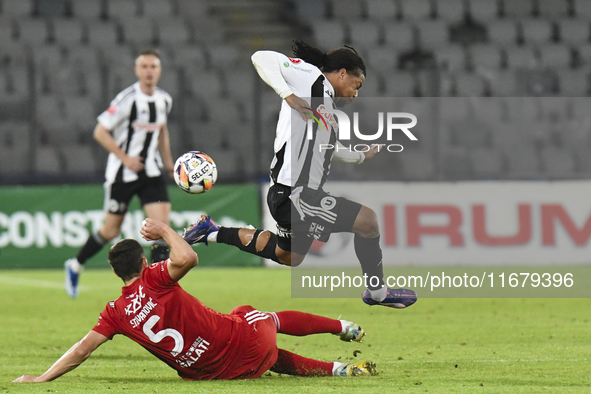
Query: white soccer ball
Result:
<box><xmin>173</xmin><ymin>151</ymin><xmax>218</xmax><ymax>194</ymax></box>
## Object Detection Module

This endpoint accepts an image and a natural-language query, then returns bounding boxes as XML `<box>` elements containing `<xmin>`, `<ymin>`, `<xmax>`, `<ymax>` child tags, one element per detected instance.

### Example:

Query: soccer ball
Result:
<box><xmin>173</xmin><ymin>151</ymin><xmax>218</xmax><ymax>194</ymax></box>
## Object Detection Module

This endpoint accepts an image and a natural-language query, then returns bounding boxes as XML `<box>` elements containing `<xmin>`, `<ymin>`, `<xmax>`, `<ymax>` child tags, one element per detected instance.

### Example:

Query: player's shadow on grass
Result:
<box><xmin>92</xmin><ymin>354</ymin><xmax>156</xmax><ymax>361</ymax></box>
<box><xmin>82</xmin><ymin>376</ymin><xmax>179</xmax><ymax>384</ymax></box>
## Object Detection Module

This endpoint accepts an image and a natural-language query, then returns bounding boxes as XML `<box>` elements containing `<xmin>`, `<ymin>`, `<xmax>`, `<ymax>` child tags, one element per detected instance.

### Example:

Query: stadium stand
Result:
<box><xmin>85</xmin><ymin>20</ymin><xmax>120</xmax><ymax>47</ymax></box>
<box><xmin>487</xmin><ymin>19</ymin><xmax>519</xmax><ymax>46</ymax></box>
<box><xmin>70</xmin><ymin>0</ymin><xmax>104</xmax><ymax>19</ymax></box>
<box><xmin>1</xmin><ymin>0</ymin><xmax>35</xmax><ymax>17</ymax></box>
<box><xmin>155</xmin><ymin>18</ymin><xmax>192</xmax><ymax>46</ymax></box>
<box><xmin>383</xmin><ymin>22</ymin><xmax>415</xmax><ymax>51</ymax></box>
<box><xmin>143</xmin><ymin>0</ymin><xmax>175</xmax><ymax>17</ymax></box>
<box><xmin>469</xmin><ymin>148</ymin><xmax>504</xmax><ymax>178</ymax></box>
<box><xmin>468</xmin><ymin>43</ymin><xmax>503</xmax><ymax>69</ymax></box>
<box><xmin>558</xmin><ymin>18</ymin><xmax>590</xmax><ymax>44</ymax></box>
<box><xmin>105</xmin><ymin>0</ymin><xmax>140</xmax><ymax>19</ymax></box>
<box><xmin>468</xmin><ymin>0</ymin><xmax>499</xmax><ymax>22</ymax></box>
<box><xmin>2</xmin><ymin>0</ymin><xmax>591</xmax><ymax>183</ymax></box>
<box><xmin>399</xmin><ymin>0</ymin><xmax>433</xmax><ymax>21</ymax></box>
<box><xmin>16</xmin><ymin>18</ymin><xmax>50</xmax><ymax>45</ymax></box>
<box><xmin>34</xmin><ymin>145</ymin><xmax>62</xmax><ymax>174</ymax></box>
<box><xmin>435</xmin><ymin>0</ymin><xmax>465</xmax><ymax>24</ymax></box>
<box><xmin>366</xmin><ymin>0</ymin><xmax>397</xmax><ymax>21</ymax></box>
<box><xmin>574</xmin><ymin>0</ymin><xmax>591</xmax><ymax>19</ymax></box>
<box><xmin>538</xmin><ymin>0</ymin><xmax>571</xmax><ymax>18</ymax></box>
<box><xmin>502</xmin><ymin>0</ymin><xmax>535</xmax><ymax>18</ymax></box>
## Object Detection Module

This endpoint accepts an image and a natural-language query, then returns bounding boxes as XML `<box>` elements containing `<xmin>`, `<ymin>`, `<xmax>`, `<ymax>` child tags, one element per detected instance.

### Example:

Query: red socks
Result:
<box><xmin>270</xmin><ymin>349</ymin><xmax>333</xmax><ymax>376</ymax></box>
<box><xmin>270</xmin><ymin>311</ymin><xmax>342</xmax><ymax>336</ymax></box>
<box><xmin>266</xmin><ymin>311</ymin><xmax>343</xmax><ymax>376</ymax></box>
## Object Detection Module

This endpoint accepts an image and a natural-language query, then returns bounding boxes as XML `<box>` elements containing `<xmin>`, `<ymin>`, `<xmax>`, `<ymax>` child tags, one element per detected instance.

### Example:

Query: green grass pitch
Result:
<box><xmin>1</xmin><ymin>268</ymin><xmax>590</xmax><ymax>393</ymax></box>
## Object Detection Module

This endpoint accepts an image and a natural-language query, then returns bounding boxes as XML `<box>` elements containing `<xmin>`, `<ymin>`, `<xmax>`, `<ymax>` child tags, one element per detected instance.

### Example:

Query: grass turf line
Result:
<box><xmin>1</xmin><ymin>268</ymin><xmax>590</xmax><ymax>393</ymax></box>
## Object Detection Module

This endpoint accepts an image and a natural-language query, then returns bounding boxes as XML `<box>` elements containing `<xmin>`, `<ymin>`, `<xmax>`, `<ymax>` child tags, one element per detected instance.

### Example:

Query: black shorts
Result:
<box><xmin>104</xmin><ymin>175</ymin><xmax>170</xmax><ymax>215</ymax></box>
<box><xmin>267</xmin><ymin>184</ymin><xmax>362</xmax><ymax>255</ymax></box>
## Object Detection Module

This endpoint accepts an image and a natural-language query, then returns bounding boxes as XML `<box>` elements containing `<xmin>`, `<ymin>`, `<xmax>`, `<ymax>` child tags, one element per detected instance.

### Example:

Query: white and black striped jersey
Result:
<box><xmin>255</xmin><ymin>51</ymin><xmax>337</xmax><ymax>190</ymax></box>
<box><xmin>97</xmin><ymin>82</ymin><xmax>172</xmax><ymax>184</ymax></box>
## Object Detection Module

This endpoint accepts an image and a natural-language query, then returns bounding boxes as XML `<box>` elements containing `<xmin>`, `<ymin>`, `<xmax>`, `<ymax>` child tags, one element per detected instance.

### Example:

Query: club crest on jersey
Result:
<box><xmin>125</xmin><ymin>285</ymin><xmax>146</xmax><ymax>315</ymax></box>
<box><xmin>320</xmin><ymin>196</ymin><xmax>337</xmax><ymax>211</ymax></box>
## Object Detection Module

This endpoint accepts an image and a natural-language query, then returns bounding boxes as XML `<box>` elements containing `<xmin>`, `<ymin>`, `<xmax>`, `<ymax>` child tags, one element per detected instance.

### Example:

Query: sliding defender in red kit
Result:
<box><xmin>14</xmin><ymin>219</ymin><xmax>376</xmax><ymax>383</ymax></box>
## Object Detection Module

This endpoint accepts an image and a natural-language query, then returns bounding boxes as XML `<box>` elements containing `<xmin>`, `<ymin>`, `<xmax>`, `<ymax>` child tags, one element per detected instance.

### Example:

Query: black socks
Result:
<box><xmin>217</xmin><ymin>227</ymin><xmax>280</xmax><ymax>263</ymax></box>
<box><xmin>76</xmin><ymin>231</ymin><xmax>107</xmax><ymax>264</ymax></box>
<box><xmin>354</xmin><ymin>234</ymin><xmax>384</xmax><ymax>290</ymax></box>
<box><xmin>151</xmin><ymin>239</ymin><xmax>170</xmax><ymax>263</ymax></box>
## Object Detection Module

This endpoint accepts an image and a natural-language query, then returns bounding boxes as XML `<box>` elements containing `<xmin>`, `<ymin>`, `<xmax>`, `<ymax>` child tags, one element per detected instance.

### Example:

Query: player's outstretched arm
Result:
<box><xmin>333</xmin><ymin>143</ymin><xmax>380</xmax><ymax>164</ymax></box>
<box><xmin>13</xmin><ymin>331</ymin><xmax>108</xmax><ymax>383</ymax></box>
<box><xmin>141</xmin><ymin>218</ymin><xmax>198</xmax><ymax>282</ymax></box>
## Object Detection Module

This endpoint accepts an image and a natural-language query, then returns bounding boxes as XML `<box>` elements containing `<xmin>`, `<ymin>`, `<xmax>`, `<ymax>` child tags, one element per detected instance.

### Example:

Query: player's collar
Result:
<box><xmin>134</xmin><ymin>82</ymin><xmax>157</xmax><ymax>98</ymax></box>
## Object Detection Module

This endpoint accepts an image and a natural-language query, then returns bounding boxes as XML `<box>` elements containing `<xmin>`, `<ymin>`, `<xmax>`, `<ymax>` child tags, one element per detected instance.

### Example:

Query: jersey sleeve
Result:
<box><xmin>92</xmin><ymin>304</ymin><xmax>120</xmax><ymax>340</ymax></box>
<box><xmin>165</xmin><ymin>94</ymin><xmax>173</xmax><ymax>115</ymax></box>
<box><xmin>252</xmin><ymin>50</ymin><xmax>321</xmax><ymax>99</ymax></box>
<box><xmin>97</xmin><ymin>96</ymin><xmax>133</xmax><ymax>131</ymax></box>
<box><xmin>333</xmin><ymin>141</ymin><xmax>365</xmax><ymax>164</ymax></box>
<box><xmin>143</xmin><ymin>260</ymin><xmax>177</xmax><ymax>291</ymax></box>
<box><xmin>277</xmin><ymin>53</ymin><xmax>323</xmax><ymax>98</ymax></box>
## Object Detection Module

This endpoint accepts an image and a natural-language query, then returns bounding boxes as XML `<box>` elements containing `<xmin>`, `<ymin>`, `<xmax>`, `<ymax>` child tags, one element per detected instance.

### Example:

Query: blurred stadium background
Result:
<box><xmin>2</xmin><ymin>0</ymin><xmax>591</xmax><ymax>184</ymax></box>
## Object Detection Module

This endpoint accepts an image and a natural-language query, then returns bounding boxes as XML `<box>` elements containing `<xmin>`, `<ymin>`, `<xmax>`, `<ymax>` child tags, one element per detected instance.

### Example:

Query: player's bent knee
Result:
<box><xmin>255</xmin><ymin>231</ymin><xmax>271</xmax><ymax>252</ymax></box>
<box><xmin>99</xmin><ymin>228</ymin><xmax>119</xmax><ymax>242</ymax></box>
<box><xmin>290</xmin><ymin>253</ymin><xmax>305</xmax><ymax>267</ymax></box>
<box><xmin>276</xmin><ymin>249</ymin><xmax>305</xmax><ymax>267</ymax></box>
<box><xmin>238</xmin><ymin>228</ymin><xmax>257</xmax><ymax>246</ymax></box>
<box><xmin>238</xmin><ymin>229</ymin><xmax>282</xmax><ymax>264</ymax></box>
<box><xmin>275</xmin><ymin>247</ymin><xmax>293</xmax><ymax>266</ymax></box>
<box><xmin>353</xmin><ymin>206</ymin><xmax>380</xmax><ymax>238</ymax></box>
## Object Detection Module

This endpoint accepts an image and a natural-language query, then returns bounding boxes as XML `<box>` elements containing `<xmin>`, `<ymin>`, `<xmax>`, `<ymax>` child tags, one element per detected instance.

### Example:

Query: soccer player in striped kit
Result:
<box><xmin>184</xmin><ymin>41</ymin><xmax>417</xmax><ymax>309</ymax></box>
<box><xmin>14</xmin><ymin>219</ymin><xmax>375</xmax><ymax>382</ymax></box>
<box><xmin>64</xmin><ymin>49</ymin><xmax>175</xmax><ymax>298</ymax></box>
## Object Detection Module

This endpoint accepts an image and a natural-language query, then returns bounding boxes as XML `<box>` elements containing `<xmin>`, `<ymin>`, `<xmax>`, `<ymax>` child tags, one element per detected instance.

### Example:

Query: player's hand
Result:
<box><xmin>123</xmin><ymin>155</ymin><xmax>145</xmax><ymax>172</ymax></box>
<box><xmin>166</xmin><ymin>167</ymin><xmax>174</xmax><ymax>179</ymax></box>
<box><xmin>13</xmin><ymin>375</ymin><xmax>40</xmax><ymax>383</ymax></box>
<box><xmin>285</xmin><ymin>94</ymin><xmax>312</xmax><ymax>121</ymax></box>
<box><xmin>363</xmin><ymin>144</ymin><xmax>381</xmax><ymax>161</ymax></box>
<box><xmin>141</xmin><ymin>218</ymin><xmax>165</xmax><ymax>241</ymax></box>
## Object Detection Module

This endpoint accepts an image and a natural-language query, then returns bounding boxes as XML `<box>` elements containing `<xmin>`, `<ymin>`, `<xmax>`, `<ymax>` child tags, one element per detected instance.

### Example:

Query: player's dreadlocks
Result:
<box><xmin>292</xmin><ymin>40</ymin><xmax>366</xmax><ymax>77</ymax></box>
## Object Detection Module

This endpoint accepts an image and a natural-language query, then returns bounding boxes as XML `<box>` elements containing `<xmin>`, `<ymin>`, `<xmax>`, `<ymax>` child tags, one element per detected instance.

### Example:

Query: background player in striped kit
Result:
<box><xmin>14</xmin><ymin>219</ymin><xmax>375</xmax><ymax>382</ymax></box>
<box><xmin>64</xmin><ymin>49</ymin><xmax>175</xmax><ymax>298</ymax></box>
<box><xmin>183</xmin><ymin>41</ymin><xmax>417</xmax><ymax>309</ymax></box>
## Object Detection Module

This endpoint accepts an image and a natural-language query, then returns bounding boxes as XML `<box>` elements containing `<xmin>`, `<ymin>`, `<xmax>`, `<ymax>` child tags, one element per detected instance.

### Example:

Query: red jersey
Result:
<box><xmin>92</xmin><ymin>260</ymin><xmax>276</xmax><ymax>380</ymax></box>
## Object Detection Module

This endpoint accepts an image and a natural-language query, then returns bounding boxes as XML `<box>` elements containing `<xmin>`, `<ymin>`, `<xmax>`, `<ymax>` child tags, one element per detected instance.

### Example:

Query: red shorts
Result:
<box><xmin>226</xmin><ymin>305</ymin><xmax>278</xmax><ymax>379</ymax></box>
